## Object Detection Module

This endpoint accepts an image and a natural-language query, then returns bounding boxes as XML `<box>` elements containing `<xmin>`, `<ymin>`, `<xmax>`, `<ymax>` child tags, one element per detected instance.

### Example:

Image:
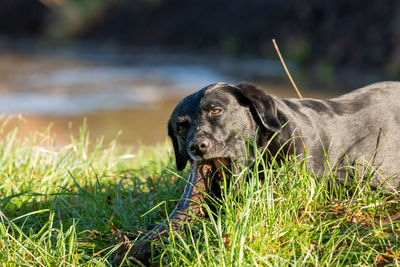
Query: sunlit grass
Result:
<box><xmin>0</xmin><ymin>118</ymin><xmax>399</xmax><ymax>266</ymax></box>
<box><xmin>152</xmin><ymin>142</ymin><xmax>400</xmax><ymax>266</ymax></box>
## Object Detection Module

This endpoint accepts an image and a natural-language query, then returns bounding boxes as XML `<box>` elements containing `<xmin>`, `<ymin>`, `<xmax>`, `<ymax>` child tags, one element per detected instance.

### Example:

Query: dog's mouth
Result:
<box><xmin>198</xmin><ymin>157</ymin><xmax>236</xmax><ymax>181</ymax></box>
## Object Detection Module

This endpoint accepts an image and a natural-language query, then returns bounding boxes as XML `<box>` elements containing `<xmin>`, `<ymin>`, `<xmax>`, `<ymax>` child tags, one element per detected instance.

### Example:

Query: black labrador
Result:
<box><xmin>118</xmin><ymin>81</ymin><xmax>400</xmax><ymax>264</ymax></box>
<box><xmin>169</xmin><ymin>81</ymin><xmax>400</xmax><ymax>191</ymax></box>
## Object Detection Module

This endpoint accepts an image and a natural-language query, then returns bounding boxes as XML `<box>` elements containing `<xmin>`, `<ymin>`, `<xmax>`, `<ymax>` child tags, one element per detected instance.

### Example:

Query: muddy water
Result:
<box><xmin>0</xmin><ymin>48</ymin><xmax>336</xmax><ymax>147</ymax></box>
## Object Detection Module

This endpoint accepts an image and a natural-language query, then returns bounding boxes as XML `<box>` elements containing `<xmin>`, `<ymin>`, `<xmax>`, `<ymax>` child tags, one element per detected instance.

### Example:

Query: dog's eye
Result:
<box><xmin>210</xmin><ymin>108</ymin><xmax>222</xmax><ymax>115</ymax></box>
<box><xmin>176</xmin><ymin>120</ymin><xmax>190</xmax><ymax>133</ymax></box>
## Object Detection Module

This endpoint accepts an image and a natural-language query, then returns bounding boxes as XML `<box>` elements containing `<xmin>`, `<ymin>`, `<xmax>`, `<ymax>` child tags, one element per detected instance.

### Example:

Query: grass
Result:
<box><xmin>0</xmin><ymin>118</ymin><xmax>399</xmax><ymax>266</ymax></box>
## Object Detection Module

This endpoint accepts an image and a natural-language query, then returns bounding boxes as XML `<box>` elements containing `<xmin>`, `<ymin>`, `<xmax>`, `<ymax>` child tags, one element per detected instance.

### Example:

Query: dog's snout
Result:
<box><xmin>189</xmin><ymin>138</ymin><xmax>210</xmax><ymax>157</ymax></box>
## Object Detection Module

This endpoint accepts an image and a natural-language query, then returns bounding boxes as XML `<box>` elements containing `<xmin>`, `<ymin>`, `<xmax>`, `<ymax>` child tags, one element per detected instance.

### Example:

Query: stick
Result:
<box><xmin>272</xmin><ymin>39</ymin><xmax>303</xmax><ymax>99</ymax></box>
<box><xmin>114</xmin><ymin>163</ymin><xmax>207</xmax><ymax>265</ymax></box>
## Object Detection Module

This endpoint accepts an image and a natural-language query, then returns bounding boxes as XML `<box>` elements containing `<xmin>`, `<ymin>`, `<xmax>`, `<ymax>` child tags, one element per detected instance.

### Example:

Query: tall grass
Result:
<box><xmin>157</xmin><ymin>145</ymin><xmax>400</xmax><ymax>266</ymax></box>
<box><xmin>0</xmin><ymin>118</ymin><xmax>399</xmax><ymax>266</ymax></box>
<box><xmin>0</xmin><ymin>118</ymin><xmax>183</xmax><ymax>266</ymax></box>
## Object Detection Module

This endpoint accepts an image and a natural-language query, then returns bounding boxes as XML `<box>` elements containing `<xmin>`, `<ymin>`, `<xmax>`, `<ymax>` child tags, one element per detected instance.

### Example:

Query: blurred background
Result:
<box><xmin>0</xmin><ymin>0</ymin><xmax>399</xmax><ymax>147</ymax></box>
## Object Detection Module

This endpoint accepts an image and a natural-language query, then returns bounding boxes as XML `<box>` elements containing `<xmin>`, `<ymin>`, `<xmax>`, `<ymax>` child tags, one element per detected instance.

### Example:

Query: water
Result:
<box><xmin>0</xmin><ymin>52</ymin><xmax>234</xmax><ymax>114</ymax></box>
<box><xmin>0</xmin><ymin>47</ymin><xmax>336</xmax><ymax>146</ymax></box>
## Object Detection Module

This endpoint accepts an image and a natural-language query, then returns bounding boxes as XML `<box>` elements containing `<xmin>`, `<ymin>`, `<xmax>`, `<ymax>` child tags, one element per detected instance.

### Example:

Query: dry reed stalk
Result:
<box><xmin>272</xmin><ymin>38</ymin><xmax>303</xmax><ymax>99</ymax></box>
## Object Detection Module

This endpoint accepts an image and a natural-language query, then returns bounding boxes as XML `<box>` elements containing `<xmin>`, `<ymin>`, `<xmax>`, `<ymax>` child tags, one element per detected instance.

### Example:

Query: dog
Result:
<box><xmin>168</xmin><ymin>81</ymin><xmax>400</xmax><ymax>191</ymax></box>
<box><xmin>119</xmin><ymin>81</ymin><xmax>400</xmax><ymax>264</ymax></box>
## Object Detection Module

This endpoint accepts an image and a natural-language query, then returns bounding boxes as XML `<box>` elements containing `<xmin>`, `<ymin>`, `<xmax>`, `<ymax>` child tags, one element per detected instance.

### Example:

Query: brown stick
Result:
<box><xmin>114</xmin><ymin>163</ymin><xmax>209</xmax><ymax>265</ymax></box>
<box><xmin>272</xmin><ymin>38</ymin><xmax>303</xmax><ymax>99</ymax></box>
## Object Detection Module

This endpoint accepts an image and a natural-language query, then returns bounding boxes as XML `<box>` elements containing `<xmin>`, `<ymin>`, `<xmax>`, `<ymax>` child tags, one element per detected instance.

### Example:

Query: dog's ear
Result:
<box><xmin>235</xmin><ymin>82</ymin><xmax>281</xmax><ymax>132</ymax></box>
<box><xmin>168</xmin><ymin>120</ymin><xmax>189</xmax><ymax>171</ymax></box>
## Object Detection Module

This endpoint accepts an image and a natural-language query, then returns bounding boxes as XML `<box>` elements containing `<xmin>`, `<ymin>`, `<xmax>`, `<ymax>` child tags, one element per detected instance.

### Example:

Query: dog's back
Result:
<box><xmin>277</xmin><ymin>81</ymin><xmax>400</xmax><ymax>191</ymax></box>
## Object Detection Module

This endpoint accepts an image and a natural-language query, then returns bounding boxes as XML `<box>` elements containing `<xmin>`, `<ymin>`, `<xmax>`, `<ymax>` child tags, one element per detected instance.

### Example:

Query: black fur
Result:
<box><xmin>168</xmin><ymin>81</ymin><xmax>400</xmax><ymax>191</ymax></box>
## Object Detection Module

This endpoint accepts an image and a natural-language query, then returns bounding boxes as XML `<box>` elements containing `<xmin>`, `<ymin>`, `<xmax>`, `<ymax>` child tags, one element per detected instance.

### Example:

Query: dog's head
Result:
<box><xmin>168</xmin><ymin>82</ymin><xmax>282</xmax><ymax>171</ymax></box>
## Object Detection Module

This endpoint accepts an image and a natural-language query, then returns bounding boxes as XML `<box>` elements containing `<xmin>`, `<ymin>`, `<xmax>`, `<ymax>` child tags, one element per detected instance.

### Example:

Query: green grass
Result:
<box><xmin>0</xmin><ymin>118</ymin><xmax>399</xmax><ymax>266</ymax></box>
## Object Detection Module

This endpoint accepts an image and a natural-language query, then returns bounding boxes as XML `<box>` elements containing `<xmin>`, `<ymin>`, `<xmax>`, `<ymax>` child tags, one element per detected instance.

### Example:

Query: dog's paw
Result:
<box><xmin>113</xmin><ymin>234</ymin><xmax>152</xmax><ymax>266</ymax></box>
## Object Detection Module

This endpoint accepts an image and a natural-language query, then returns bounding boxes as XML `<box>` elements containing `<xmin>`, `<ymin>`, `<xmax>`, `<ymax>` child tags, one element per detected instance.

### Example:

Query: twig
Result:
<box><xmin>272</xmin><ymin>39</ymin><xmax>303</xmax><ymax>99</ymax></box>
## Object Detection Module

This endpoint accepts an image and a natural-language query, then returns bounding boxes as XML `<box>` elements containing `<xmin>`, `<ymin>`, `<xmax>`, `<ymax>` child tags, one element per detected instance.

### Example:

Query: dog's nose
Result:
<box><xmin>189</xmin><ymin>138</ymin><xmax>210</xmax><ymax>157</ymax></box>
